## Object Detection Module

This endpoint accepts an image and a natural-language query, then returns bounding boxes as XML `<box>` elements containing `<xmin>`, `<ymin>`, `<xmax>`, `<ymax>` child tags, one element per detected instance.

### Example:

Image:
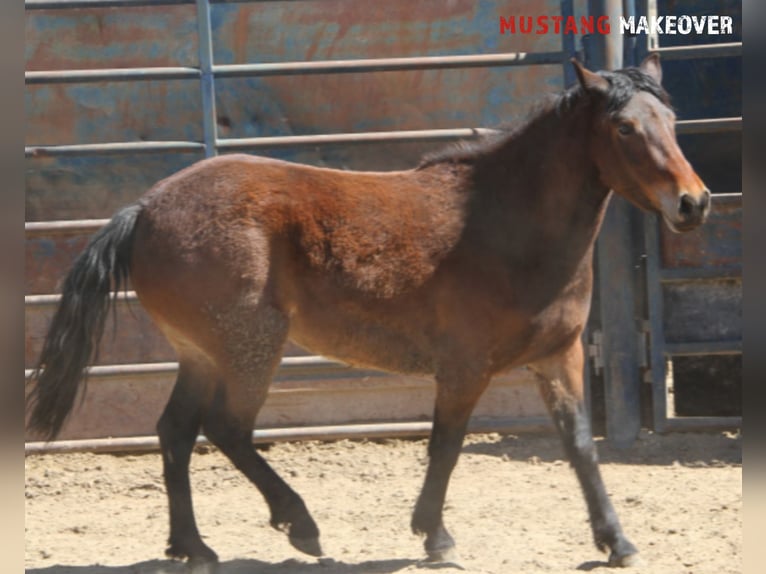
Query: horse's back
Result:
<box><xmin>129</xmin><ymin>153</ymin><xmax>471</xmax><ymax>363</ymax></box>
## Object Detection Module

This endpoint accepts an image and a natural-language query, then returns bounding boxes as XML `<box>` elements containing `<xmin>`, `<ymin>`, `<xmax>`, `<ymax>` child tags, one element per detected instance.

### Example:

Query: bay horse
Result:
<box><xmin>27</xmin><ymin>56</ymin><xmax>709</xmax><ymax>568</ymax></box>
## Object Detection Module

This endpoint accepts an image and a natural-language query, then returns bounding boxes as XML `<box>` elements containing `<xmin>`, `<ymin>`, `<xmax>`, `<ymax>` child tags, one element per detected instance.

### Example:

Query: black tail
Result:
<box><xmin>26</xmin><ymin>204</ymin><xmax>143</xmax><ymax>441</ymax></box>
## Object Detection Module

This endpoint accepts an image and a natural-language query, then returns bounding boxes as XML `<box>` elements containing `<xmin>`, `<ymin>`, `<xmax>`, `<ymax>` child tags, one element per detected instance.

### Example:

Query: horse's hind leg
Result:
<box><xmin>201</xmin><ymin>302</ymin><xmax>322</xmax><ymax>557</ymax></box>
<box><xmin>530</xmin><ymin>339</ymin><xmax>638</xmax><ymax>567</ymax></box>
<box><xmin>411</xmin><ymin>367</ymin><xmax>490</xmax><ymax>562</ymax></box>
<box><xmin>157</xmin><ymin>359</ymin><xmax>218</xmax><ymax>564</ymax></box>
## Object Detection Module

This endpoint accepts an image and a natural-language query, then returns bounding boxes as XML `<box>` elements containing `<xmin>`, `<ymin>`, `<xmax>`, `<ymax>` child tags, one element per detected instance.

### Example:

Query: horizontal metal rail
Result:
<box><xmin>26</xmin><ymin>0</ymin><xmax>308</xmax><ymax>9</ymax></box>
<box><xmin>675</xmin><ymin>117</ymin><xmax>742</xmax><ymax>134</ymax></box>
<box><xmin>663</xmin><ymin>340</ymin><xmax>742</xmax><ymax>356</ymax></box>
<box><xmin>25</xmin><ymin>417</ymin><xmax>554</xmax><ymax>454</ymax></box>
<box><xmin>26</xmin><ymin>0</ymin><xmax>193</xmax><ymax>7</ymax></box>
<box><xmin>24</xmin><ymin>356</ymin><xmax>360</xmax><ymax>381</ymax></box>
<box><xmin>653</xmin><ymin>42</ymin><xmax>742</xmax><ymax>61</ymax></box>
<box><xmin>26</xmin><ymin>219</ymin><xmax>110</xmax><ymax>236</ymax></box>
<box><xmin>26</xmin><ymin>67</ymin><xmax>201</xmax><ymax>84</ymax></box>
<box><xmin>25</xmin><ymin>291</ymin><xmax>138</xmax><ymax>306</ymax></box>
<box><xmin>658</xmin><ymin>415</ymin><xmax>741</xmax><ymax>433</ymax></box>
<box><xmin>26</xmin><ymin>52</ymin><xmax>567</xmax><ymax>85</ymax></box>
<box><xmin>26</xmin><ymin>141</ymin><xmax>205</xmax><ymax>157</ymax></box>
<box><xmin>659</xmin><ymin>266</ymin><xmax>742</xmax><ymax>283</ymax></box>
<box><xmin>25</xmin><ymin>127</ymin><xmax>497</xmax><ymax>157</ymax></box>
<box><xmin>24</xmin><ymin>116</ymin><xmax>741</xmax><ymax>158</ymax></box>
<box><xmin>213</xmin><ymin>52</ymin><xmax>565</xmax><ymax>77</ymax></box>
<box><xmin>216</xmin><ymin>128</ymin><xmax>498</xmax><ymax>150</ymax></box>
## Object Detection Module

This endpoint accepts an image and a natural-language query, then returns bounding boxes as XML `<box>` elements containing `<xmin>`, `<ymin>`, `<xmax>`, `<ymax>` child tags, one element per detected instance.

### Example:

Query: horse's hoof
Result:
<box><xmin>424</xmin><ymin>546</ymin><xmax>463</xmax><ymax>567</ymax></box>
<box><xmin>289</xmin><ymin>535</ymin><xmax>323</xmax><ymax>557</ymax></box>
<box><xmin>165</xmin><ymin>540</ymin><xmax>219</xmax><ymax>565</ymax></box>
<box><xmin>608</xmin><ymin>550</ymin><xmax>640</xmax><ymax>568</ymax></box>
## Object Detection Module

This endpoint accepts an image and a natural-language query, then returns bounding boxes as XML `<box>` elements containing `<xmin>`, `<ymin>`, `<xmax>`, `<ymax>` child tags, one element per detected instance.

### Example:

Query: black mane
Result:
<box><xmin>418</xmin><ymin>65</ymin><xmax>671</xmax><ymax>170</ymax></box>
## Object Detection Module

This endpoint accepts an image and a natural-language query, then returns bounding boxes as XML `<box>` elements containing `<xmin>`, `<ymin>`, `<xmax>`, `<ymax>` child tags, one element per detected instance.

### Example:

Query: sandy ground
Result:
<box><xmin>25</xmin><ymin>430</ymin><xmax>741</xmax><ymax>574</ymax></box>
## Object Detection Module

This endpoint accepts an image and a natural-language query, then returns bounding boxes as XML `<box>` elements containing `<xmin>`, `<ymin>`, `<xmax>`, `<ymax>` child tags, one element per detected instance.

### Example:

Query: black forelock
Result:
<box><xmin>556</xmin><ymin>65</ymin><xmax>672</xmax><ymax>117</ymax></box>
<box><xmin>596</xmin><ymin>67</ymin><xmax>671</xmax><ymax>114</ymax></box>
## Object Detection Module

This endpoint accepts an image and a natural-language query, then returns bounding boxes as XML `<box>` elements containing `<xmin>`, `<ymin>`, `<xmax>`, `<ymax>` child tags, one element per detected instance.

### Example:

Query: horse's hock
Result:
<box><xmin>25</xmin><ymin>0</ymin><xmax>741</xmax><ymax>448</ymax></box>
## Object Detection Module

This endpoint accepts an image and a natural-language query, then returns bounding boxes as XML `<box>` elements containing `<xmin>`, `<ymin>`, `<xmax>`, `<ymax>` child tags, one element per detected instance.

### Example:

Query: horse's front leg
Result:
<box><xmin>411</xmin><ymin>368</ymin><xmax>490</xmax><ymax>562</ymax></box>
<box><xmin>531</xmin><ymin>339</ymin><xmax>639</xmax><ymax>567</ymax></box>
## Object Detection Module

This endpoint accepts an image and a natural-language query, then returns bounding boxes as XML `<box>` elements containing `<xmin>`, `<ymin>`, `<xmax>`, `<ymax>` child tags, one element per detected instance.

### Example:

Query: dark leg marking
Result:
<box><xmin>546</xmin><ymin>389</ymin><xmax>638</xmax><ymax>567</ymax></box>
<box><xmin>157</xmin><ymin>367</ymin><xmax>218</xmax><ymax>564</ymax></box>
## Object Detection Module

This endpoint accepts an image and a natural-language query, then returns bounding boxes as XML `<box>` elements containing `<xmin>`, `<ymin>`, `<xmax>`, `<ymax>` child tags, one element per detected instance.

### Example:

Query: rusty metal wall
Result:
<box><xmin>25</xmin><ymin>1</ymin><xmax>572</xmax><ymax>220</ymax></box>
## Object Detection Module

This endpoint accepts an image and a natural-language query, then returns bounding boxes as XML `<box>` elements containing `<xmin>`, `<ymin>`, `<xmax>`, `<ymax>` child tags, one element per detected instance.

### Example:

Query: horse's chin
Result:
<box><xmin>661</xmin><ymin>213</ymin><xmax>704</xmax><ymax>234</ymax></box>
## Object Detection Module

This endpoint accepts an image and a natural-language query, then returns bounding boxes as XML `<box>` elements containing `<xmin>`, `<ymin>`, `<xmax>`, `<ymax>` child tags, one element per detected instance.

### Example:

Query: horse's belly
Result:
<box><xmin>286</xmin><ymin>305</ymin><xmax>435</xmax><ymax>376</ymax></box>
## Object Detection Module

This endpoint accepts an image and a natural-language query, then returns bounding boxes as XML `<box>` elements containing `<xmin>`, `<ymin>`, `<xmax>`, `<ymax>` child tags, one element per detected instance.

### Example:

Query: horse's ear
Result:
<box><xmin>570</xmin><ymin>58</ymin><xmax>609</xmax><ymax>94</ymax></box>
<box><xmin>639</xmin><ymin>53</ymin><xmax>662</xmax><ymax>84</ymax></box>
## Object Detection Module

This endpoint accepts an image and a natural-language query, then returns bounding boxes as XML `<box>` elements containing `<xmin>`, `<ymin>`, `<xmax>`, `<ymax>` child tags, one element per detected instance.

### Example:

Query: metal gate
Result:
<box><xmin>584</xmin><ymin>0</ymin><xmax>742</xmax><ymax>443</ymax></box>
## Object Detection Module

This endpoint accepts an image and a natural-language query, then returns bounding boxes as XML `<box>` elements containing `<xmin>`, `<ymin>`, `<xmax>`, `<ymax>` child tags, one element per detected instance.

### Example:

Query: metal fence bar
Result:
<box><xmin>25</xmin><ymin>127</ymin><xmax>496</xmax><ymax>157</ymax></box>
<box><xmin>213</xmin><ymin>52</ymin><xmax>567</xmax><ymax>77</ymax></box>
<box><xmin>26</xmin><ymin>0</ymin><xmax>318</xmax><ymax>8</ymax></box>
<box><xmin>26</xmin><ymin>219</ymin><xmax>110</xmax><ymax>235</ymax></box>
<box><xmin>26</xmin><ymin>117</ymin><xmax>740</xmax><ymax>158</ymax></box>
<box><xmin>25</xmin><ymin>141</ymin><xmax>205</xmax><ymax>157</ymax></box>
<box><xmin>26</xmin><ymin>292</ymin><xmax>139</xmax><ymax>306</ymax></box>
<box><xmin>653</xmin><ymin>42</ymin><xmax>742</xmax><ymax>61</ymax></box>
<box><xmin>676</xmin><ymin>117</ymin><xmax>742</xmax><ymax>134</ymax></box>
<box><xmin>663</xmin><ymin>341</ymin><xmax>742</xmax><ymax>356</ymax></box>
<box><xmin>26</xmin><ymin>67</ymin><xmax>200</xmax><ymax>84</ymax></box>
<box><xmin>25</xmin><ymin>52</ymin><xmax>567</xmax><ymax>86</ymax></box>
<box><xmin>659</xmin><ymin>266</ymin><xmax>742</xmax><ymax>282</ymax></box>
<box><xmin>217</xmin><ymin>128</ymin><xmax>497</xmax><ymax>150</ymax></box>
<box><xmin>25</xmin><ymin>417</ymin><xmax>555</xmax><ymax>455</ymax></box>
<box><xmin>26</xmin><ymin>0</ymin><xmax>192</xmax><ymax>8</ymax></box>
<box><xmin>644</xmin><ymin>213</ymin><xmax>671</xmax><ymax>432</ymax></box>
<box><xmin>195</xmin><ymin>0</ymin><xmax>218</xmax><ymax>158</ymax></box>
<box><xmin>658</xmin><ymin>415</ymin><xmax>741</xmax><ymax>433</ymax></box>
<box><xmin>560</xmin><ymin>0</ymin><xmax>577</xmax><ymax>86</ymax></box>
<box><xmin>24</xmin><ymin>356</ymin><xmax>356</xmax><ymax>381</ymax></box>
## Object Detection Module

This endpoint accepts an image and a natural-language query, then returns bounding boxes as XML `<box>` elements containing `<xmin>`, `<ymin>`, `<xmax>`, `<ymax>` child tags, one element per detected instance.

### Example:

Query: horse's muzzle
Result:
<box><xmin>673</xmin><ymin>188</ymin><xmax>711</xmax><ymax>231</ymax></box>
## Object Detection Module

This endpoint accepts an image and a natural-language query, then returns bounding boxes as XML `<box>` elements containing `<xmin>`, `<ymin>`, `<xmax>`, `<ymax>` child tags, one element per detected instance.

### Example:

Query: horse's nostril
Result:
<box><xmin>679</xmin><ymin>194</ymin><xmax>695</xmax><ymax>217</ymax></box>
<box><xmin>701</xmin><ymin>189</ymin><xmax>712</xmax><ymax>211</ymax></box>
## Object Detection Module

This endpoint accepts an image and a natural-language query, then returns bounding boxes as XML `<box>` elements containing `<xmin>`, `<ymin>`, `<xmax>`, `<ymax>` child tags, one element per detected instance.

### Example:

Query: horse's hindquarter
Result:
<box><xmin>131</xmin><ymin>155</ymin><xmax>470</xmax><ymax>372</ymax></box>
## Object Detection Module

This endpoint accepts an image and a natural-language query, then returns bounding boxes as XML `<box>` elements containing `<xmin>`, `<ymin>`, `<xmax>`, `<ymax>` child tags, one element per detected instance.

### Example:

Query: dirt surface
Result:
<box><xmin>25</xmin><ymin>431</ymin><xmax>741</xmax><ymax>574</ymax></box>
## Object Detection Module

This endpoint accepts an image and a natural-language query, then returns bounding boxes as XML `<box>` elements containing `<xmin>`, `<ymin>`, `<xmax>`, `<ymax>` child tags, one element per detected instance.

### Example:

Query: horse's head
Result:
<box><xmin>572</xmin><ymin>55</ymin><xmax>710</xmax><ymax>232</ymax></box>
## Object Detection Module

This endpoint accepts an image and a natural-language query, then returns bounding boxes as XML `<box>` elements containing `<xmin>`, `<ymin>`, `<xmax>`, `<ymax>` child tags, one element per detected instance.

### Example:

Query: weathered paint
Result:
<box><xmin>25</xmin><ymin>367</ymin><xmax>547</xmax><ymax>441</ymax></box>
<box><xmin>26</xmin><ymin>0</ymin><xmax>570</xmax><ymax>220</ymax></box>
<box><xmin>660</xmin><ymin>195</ymin><xmax>742</xmax><ymax>269</ymax></box>
<box><xmin>661</xmin><ymin>279</ymin><xmax>742</xmax><ymax>344</ymax></box>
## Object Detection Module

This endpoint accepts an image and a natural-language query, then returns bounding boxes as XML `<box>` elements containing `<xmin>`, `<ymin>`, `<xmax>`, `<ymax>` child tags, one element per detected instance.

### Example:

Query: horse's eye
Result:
<box><xmin>617</xmin><ymin>122</ymin><xmax>635</xmax><ymax>136</ymax></box>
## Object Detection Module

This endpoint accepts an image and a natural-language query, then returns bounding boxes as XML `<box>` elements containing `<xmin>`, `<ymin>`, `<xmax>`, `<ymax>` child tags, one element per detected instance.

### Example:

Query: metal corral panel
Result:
<box><xmin>658</xmin><ymin>194</ymin><xmax>742</xmax><ymax>345</ymax></box>
<box><xmin>25</xmin><ymin>1</ymin><xmax>569</xmax><ymax>220</ymax></box>
<box><xmin>659</xmin><ymin>194</ymin><xmax>742</xmax><ymax>270</ymax></box>
<box><xmin>25</xmin><ymin>368</ymin><xmax>546</xmax><ymax>442</ymax></box>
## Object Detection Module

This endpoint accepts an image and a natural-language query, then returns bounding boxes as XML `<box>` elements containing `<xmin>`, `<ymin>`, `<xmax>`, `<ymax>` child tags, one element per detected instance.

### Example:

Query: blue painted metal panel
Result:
<box><xmin>635</xmin><ymin>0</ymin><xmax>742</xmax><ymax>432</ymax></box>
<box><xmin>25</xmin><ymin>0</ymin><xmax>577</xmax><ymax>221</ymax></box>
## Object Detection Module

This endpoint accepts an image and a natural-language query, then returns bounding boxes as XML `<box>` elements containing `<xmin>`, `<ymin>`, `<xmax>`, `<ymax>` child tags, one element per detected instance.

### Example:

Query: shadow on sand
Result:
<box><xmin>26</xmin><ymin>557</ymin><xmax>468</xmax><ymax>574</ymax></box>
<box><xmin>461</xmin><ymin>430</ymin><xmax>741</xmax><ymax>466</ymax></box>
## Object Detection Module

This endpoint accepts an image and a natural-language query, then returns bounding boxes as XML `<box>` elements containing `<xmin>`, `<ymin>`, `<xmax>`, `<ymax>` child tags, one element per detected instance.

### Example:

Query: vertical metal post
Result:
<box><xmin>196</xmin><ymin>0</ymin><xmax>218</xmax><ymax>157</ymax></box>
<box><xmin>634</xmin><ymin>0</ymin><xmax>667</xmax><ymax>431</ymax></box>
<box><xmin>561</xmin><ymin>0</ymin><xmax>577</xmax><ymax>87</ymax></box>
<box><xmin>587</xmin><ymin>0</ymin><xmax>643</xmax><ymax>447</ymax></box>
<box><xmin>622</xmin><ymin>0</ymin><xmax>637</xmax><ymax>65</ymax></box>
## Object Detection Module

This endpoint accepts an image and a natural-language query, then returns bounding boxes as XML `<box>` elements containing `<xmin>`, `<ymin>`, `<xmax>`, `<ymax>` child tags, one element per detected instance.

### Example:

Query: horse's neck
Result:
<box><xmin>469</xmin><ymin>106</ymin><xmax>612</xmax><ymax>266</ymax></box>
<box><xmin>474</xmin><ymin>108</ymin><xmax>608</xmax><ymax>246</ymax></box>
